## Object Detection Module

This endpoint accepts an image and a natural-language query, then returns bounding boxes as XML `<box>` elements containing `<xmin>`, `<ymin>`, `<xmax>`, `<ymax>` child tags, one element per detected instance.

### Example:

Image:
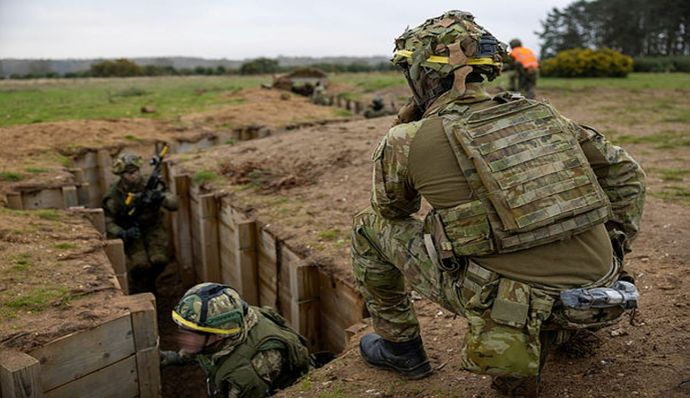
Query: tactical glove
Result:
<box><xmin>118</xmin><ymin>226</ymin><xmax>141</xmax><ymax>242</ymax></box>
<box><xmin>142</xmin><ymin>189</ymin><xmax>165</xmax><ymax>208</ymax></box>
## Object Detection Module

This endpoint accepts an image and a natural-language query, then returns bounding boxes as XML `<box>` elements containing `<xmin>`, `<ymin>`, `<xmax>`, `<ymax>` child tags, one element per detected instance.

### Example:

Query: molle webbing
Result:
<box><xmin>440</xmin><ymin>99</ymin><xmax>610</xmax><ymax>253</ymax></box>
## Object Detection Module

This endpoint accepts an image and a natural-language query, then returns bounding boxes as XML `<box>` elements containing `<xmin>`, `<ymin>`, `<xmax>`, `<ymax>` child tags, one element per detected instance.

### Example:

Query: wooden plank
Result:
<box><xmin>104</xmin><ymin>239</ymin><xmax>126</xmax><ymax>274</ymax></box>
<box><xmin>318</xmin><ymin>272</ymin><xmax>366</xmax><ymax>352</ymax></box>
<box><xmin>257</xmin><ymin>229</ymin><xmax>277</xmax><ymax>308</ymax></box>
<box><xmin>199</xmin><ymin>194</ymin><xmax>220</xmax><ymax>282</ymax></box>
<box><xmin>44</xmin><ymin>356</ymin><xmax>138</xmax><ymax>398</ymax></box>
<box><xmin>235</xmin><ymin>220</ymin><xmax>258</xmax><ymax>305</ymax></box>
<box><xmin>0</xmin><ymin>350</ymin><xmax>42</xmax><ymax>398</ymax></box>
<box><xmin>96</xmin><ymin>149</ymin><xmax>114</xmax><ymax>194</ymax></box>
<box><xmin>68</xmin><ymin>168</ymin><xmax>84</xmax><ymax>184</ymax></box>
<box><xmin>171</xmin><ymin>174</ymin><xmax>194</xmax><ymax>286</ymax></box>
<box><xmin>286</xmin><ymin>245</ymin><xmax>320</xmax><ymax>349</ymax></box>
<box><xmin>61</xmin><ymin>186</ymin><xmax>78</xmax><ymax>208</ymax></box>
<box><xmin>115</xmin><ymin>273</ymin><xmax>129</xmax><ymax>295</ymax></box>
<box><xmin>75</xmin><ymin>182</ymin><xmax>90</xmax><ymax>207</ymax></box>
<box><xmin>30</xmin><ymin>314</ymin><xmax>135</xmax><ymax>391</ymax></box>
<box><xmin>6</xmin><ymin>193</ymin><xmax>23</xmax><ymax>210</ymax></box>
<box><xmin>123</xmin><ymin>293</ymin><xmax>158</xmax><ymax>351</ymax></box>
<box><xmin>22</xmin><ymin>189</ymin><xmax>63</xmax><ymax>210</ymax></box>
<box><xmin>67</xmin><ymin>208</ymin><xmax>105</xmax><ymax>236</ymax></box>
<box><xmin>218</xmin><ymin>204</ymin><xmax>259</xmax><ymax>301</ymax></box>
<box><xmin>135</xmin><ymin>346</ymin><xmax>161</xmax><ymax>398</ymax></box>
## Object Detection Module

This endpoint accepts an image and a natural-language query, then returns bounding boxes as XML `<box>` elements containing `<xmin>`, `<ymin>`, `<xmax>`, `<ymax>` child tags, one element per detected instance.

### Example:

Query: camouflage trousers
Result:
<box><xmin>125</xmin><ymin>222</ymin><xmax>170</xmax><ymax>294</ymax></box>
<box><xmin>351</xmin><ymin>207</ymin><xmax>623</xmax><ymax>378</ymax></box>
<box><xmin>351</xmin><ymin>207</ymin><xmax>467</xmax><ymax>342</ymax></box>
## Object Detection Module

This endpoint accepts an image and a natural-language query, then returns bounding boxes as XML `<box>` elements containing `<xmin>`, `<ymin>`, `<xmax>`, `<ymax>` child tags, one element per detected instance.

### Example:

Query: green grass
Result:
<box><xmin>0</xmin><ymin>75</ymin><xmax>270</xmax><ymax>127</ymax></box>
<box><xmin>36</xmin><ymin>209</ymin><xmax>60</xmax><ymax>221</ymax></box>
<box><xmin>25</xmin><ymin>167</ymin><xmax>49</xmax><ymax>174</ymax></box>
<box><xmin>11</xmin><ymin>253</ymin><xmax>33</xmax><ymax>271</ymax></box>
<box><xmin>653</xmin><ymin>185</ymin><xmax>690</xmax><ymax>204</ymax></box>
<box><xmin>657</xmin><ymin>168</ymin><xmax>690</xmax><ymax>181</ymax></box>
<box><xmin>334</xmin><ymin>109</ymin><xmax>353</xmax><ymax>117</ymax></box>
<box><xmin>318</xmin><ymin>229</ymin><xmax>340</xmax><ymax>241</ymax></box>
<box><xmin>0</xmin><ymin>171</ymin><xmax>23</xmax><ymax>181</ymax></box>
<box><xmin>537</xmin><ymin>72</ymin><xmax>690</xmax><ymax>91</ymax></box>
<box><xmin>53</xmin><ymin>242</ymin><xmax>77</xmax><ymax>250</ymax></box>
<box><xmin>192</xmin><ymin>170</ymin><xmax>219</xmax><ymax>185</ymax></box>
<box><xmin>614</xmin><ymin>130</ymin><xmax>690</xmax><ymax>148</ymax></box>
<box><xmin>331</xmin><ymin>72</ymin><xmax>407</xmax><ymax>93</ymax></box>
<box><xmin>4</xmin><ymin>286</ymin><xmax>70</xmax><ymax>312</ymax></box>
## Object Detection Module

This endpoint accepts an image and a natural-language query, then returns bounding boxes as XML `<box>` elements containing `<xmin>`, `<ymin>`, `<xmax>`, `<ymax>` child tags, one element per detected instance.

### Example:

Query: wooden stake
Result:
<box><xmin>0</xmin><ymin>350</ymin><xmax>42</xmax><ymax>398</ymax></box>
<box><xmin>171</xmin><ymin>174</ymin><xmax>194</xmax><ymax>286</ymax></box>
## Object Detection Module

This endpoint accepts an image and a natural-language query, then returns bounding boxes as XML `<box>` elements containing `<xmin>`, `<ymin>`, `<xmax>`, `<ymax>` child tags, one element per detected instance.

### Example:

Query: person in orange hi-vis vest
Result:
<box><xmin>506</xmin><ymin>38</ymin><xmax>539</xmax><ymax>98</ymax></box>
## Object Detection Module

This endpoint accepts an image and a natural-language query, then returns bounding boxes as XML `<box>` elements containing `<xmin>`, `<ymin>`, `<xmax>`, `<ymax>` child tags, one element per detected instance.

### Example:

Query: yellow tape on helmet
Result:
<box><xmin>172</xmin><ymin>310</ymin><xmax>242</xmax><ymax>335</ymax></box>
<box><xmin>394</xmin><ymin>50</ymin><xmax>501</xmax><ymax>67</ymax></box>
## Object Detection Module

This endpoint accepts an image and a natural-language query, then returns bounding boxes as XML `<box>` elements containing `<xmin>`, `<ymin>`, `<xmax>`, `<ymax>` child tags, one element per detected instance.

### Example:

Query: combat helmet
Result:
<box><xmin>172</xmin><ymin>283</ymin><xmax>249</xmax><ymax>341</ymax></box>
<box><xmin>391</xmin><ymin>10</ymin><xmax>505</xmax><ymax>110</ymax></box>
<box><xmin>112</xmin><ymin>153</ymin><xmax>143</xmax><ymax>175</ymax></box>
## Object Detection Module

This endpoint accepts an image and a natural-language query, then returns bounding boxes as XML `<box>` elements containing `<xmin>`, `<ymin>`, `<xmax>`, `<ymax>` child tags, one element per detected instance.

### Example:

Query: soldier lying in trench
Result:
<box><xmin>161</xmin><ymin>283</ymin><xmax>333</xmax><ymax>398</ymax></box>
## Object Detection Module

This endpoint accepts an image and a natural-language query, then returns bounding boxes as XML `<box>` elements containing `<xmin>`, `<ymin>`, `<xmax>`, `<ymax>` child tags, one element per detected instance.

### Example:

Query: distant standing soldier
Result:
<box><xmin>311</xmin><ymin>81</ymin><xmax>329</xmax><ymax>105</ymax></box>
<box><xmin>352</xmin><ymin>10</ymin><xmax>645</xmax><ymax>397</ymax></box>
<box><xmin>506</xmin><ymin>38</ymin><xmax>539</xmax><ymax>98</ymax></box>
<box><xmin>103</xmin><ymin>150</ymin><xmax>178</xmax><ymax>294</ymax></box>
<box><xmin>161</xmin><ymin>283</ymin><xmax>314</xmax><ymax>398</ymax></box>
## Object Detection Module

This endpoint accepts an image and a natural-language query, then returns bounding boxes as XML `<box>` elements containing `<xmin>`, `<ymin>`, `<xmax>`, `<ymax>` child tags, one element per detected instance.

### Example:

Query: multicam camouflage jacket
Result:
<box><xmin>102</xmin><ymin>178</ymin><xmax>178</xmax><ymax>238</ymax></box>
<box><xmin>371</xmin><ymin>85</ymin><xmax>645</xmax><ymax>256</ymax></box>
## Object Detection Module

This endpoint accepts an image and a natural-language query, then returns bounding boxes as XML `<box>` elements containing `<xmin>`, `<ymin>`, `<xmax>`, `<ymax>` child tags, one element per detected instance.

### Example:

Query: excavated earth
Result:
<box><xmin>0</xmin><ymin>208</ymin><xmax>126</xmax><ymax>352</ymax></box>
<box><xmin>170</xmin><ymin>86</ymin><xmax>690</xmax><ymax>398</ymax></box>
<box><xmin>1</xmin><ymin>80</ymin><xmax>689</xmax><ymax>397</ymax></box>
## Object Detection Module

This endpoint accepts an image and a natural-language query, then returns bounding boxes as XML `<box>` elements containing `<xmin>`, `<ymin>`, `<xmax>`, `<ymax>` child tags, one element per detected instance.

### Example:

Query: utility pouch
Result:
<box><xmin>461</xmin><ymin>278</ymin><xmax>554</xmax><ymax>378</ymax></box>
<box><xmin>434</xmin><ymin>200</ymin><xmax>494</xmax><ymax>257</ymax></box>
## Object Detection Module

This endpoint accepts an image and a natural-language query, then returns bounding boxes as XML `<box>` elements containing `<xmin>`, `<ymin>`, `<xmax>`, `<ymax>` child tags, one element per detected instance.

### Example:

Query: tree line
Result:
<box><xmin>5</xmin><ymin>57</ymin><xmax>396</xmax><ymax>79</ymax></box>
<box><xmin>538</xmin><ymin>0</ymin><xmax>690</xmax><ymax>58</ymax></box>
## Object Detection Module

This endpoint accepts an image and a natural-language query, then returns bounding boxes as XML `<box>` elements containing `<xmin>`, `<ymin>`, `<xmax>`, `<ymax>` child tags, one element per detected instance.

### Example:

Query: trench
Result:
<box><xmin>3</xmin><ymin>116</ymin><xmax>369</xmax><ymax>397</ymax></box>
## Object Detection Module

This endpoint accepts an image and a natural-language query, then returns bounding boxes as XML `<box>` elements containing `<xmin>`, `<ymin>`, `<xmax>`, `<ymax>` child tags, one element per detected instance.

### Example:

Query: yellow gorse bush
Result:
<box><xmin>542</xmin><ymin>48</ymin><xmax>633</xmax><ymax>77</ymax></box>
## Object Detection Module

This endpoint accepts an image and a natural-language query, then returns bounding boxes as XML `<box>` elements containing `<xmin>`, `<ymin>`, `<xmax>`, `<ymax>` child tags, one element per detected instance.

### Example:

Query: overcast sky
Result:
<box><xmin>0</xmin><ymin>0</ymin><xmax>574</xmax><ymax>60</ymax></box>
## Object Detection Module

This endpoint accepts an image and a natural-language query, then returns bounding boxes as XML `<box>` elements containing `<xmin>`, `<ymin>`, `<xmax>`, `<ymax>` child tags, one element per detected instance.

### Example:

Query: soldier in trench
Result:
<box><xmin>103</xmin><ymin>153</ymin><xmax>178</xmax><ymax>294</ymax></box>
<box><xmin>160</xmin><ymin>282</ymin><xmax>331</xmax><ymax>398</ymax></box>
<box><xmin>351</xmin><ymin>10</ymin><xmax>645</xmax><ymax>397</ymax></box>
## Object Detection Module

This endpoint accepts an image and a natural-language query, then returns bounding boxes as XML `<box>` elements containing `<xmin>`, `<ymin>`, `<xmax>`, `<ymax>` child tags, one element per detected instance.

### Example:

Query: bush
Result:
<box><xmin>541</xmin><ymin>48</ymin><xmax>633</xmax><ymax>78</ymax></box>
<box><xmin>633</xmin><ymin>56</ymin><xmax>690</xmax><ymax>73</ymax></box>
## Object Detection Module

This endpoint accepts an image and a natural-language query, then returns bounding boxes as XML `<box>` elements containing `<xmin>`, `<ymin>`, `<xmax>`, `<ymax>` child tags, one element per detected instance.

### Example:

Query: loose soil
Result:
<box><xmin>170</xmin><ymin>86</ymin><xmax>690</xmax><ymax>397</ymax></box>
<box><xmin>3</xmin><ymin>79</ymin><xmax>689</xmax><ymax>397</ymax></box>
<box><xmin>0</xmin><ymin>208</ymin><xmax>126</xmax><ymax>352</ymax></box>
<box><xmin>0</xmin><ymin>88</ymin><xmax>350</xmax><ymax>198</ymax></box>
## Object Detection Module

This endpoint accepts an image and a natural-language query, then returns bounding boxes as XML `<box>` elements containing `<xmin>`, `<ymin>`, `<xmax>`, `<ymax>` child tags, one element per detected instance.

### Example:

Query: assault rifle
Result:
<box><xmin>125</xmin><ymin>144</ymin><xmax>169</xmax><ymax>217</ymax></box>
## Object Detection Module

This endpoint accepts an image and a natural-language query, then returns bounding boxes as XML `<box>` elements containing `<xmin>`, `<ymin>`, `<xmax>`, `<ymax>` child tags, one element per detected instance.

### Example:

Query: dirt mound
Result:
<box><xmin>0</xmin><ymin>208</ymin><xmax>125</xmax><ymax>352</ymax></box>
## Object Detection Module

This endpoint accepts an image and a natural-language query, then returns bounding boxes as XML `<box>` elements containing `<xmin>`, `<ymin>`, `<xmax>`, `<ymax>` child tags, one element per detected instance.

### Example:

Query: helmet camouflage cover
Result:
<box><xmin>172</xmin><ymin>283</ymin><xmax>248</xmax><ymax>339</ymax></box>
<box><xmin>392</xmin><ymin>10</ymin><xmax>505</xmax><ymax>95</ymax></box>
<box><xmin>112</xmin><ymin>153</ymin><xmax>143</xmax><ymax>175</ymax></box>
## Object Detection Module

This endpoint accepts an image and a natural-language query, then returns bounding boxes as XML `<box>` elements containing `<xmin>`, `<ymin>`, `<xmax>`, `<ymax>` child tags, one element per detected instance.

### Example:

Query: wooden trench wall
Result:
<box><xmin>4</xmin><ymin>127</ymin><xmax>270</xmax><ymax>212</ymax></box>
<box><xmin>0</xmin><ymin>213</ymin><xmax>161</xmax><ymax>398</ymax></box>
<box><xmin>0</xmin><ymin>294</ymin><xmax>161</xmax><ymax>398</ymax></box>
<box><xmin>168</xmin><ymin>167</ymin><xmax>367</xmax><ymax>353</ymax></box>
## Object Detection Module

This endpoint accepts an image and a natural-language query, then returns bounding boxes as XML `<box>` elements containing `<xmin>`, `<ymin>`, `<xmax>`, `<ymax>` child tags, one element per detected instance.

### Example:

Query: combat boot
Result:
<box><xmin>359</xmin><ymin>333</ymin><xmax>432</xmax><ymax>380</ymax></box>
<box><xmin>490</xmin><ymin>376</ymin><xmax>541</xmax><ymax>397</ymax></box>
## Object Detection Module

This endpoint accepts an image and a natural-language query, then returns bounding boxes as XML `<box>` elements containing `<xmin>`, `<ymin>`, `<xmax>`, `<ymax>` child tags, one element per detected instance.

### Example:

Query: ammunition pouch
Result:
<box><xmin>460</xmin><ymin>275</ymin><xmax>554</xmax><ymax>378</ymax></box>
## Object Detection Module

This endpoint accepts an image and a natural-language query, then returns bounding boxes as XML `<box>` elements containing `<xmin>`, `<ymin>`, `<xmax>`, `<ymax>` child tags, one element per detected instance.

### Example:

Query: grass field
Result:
<box><xmin>0</xmin><ymin>75</ymin><xmax>269</xmax><ymax>127</ymax></box>
<box><xmin>1</xmin><ymin>72</ymin><xmax>689</xmax><ymax>127</ymax></box>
